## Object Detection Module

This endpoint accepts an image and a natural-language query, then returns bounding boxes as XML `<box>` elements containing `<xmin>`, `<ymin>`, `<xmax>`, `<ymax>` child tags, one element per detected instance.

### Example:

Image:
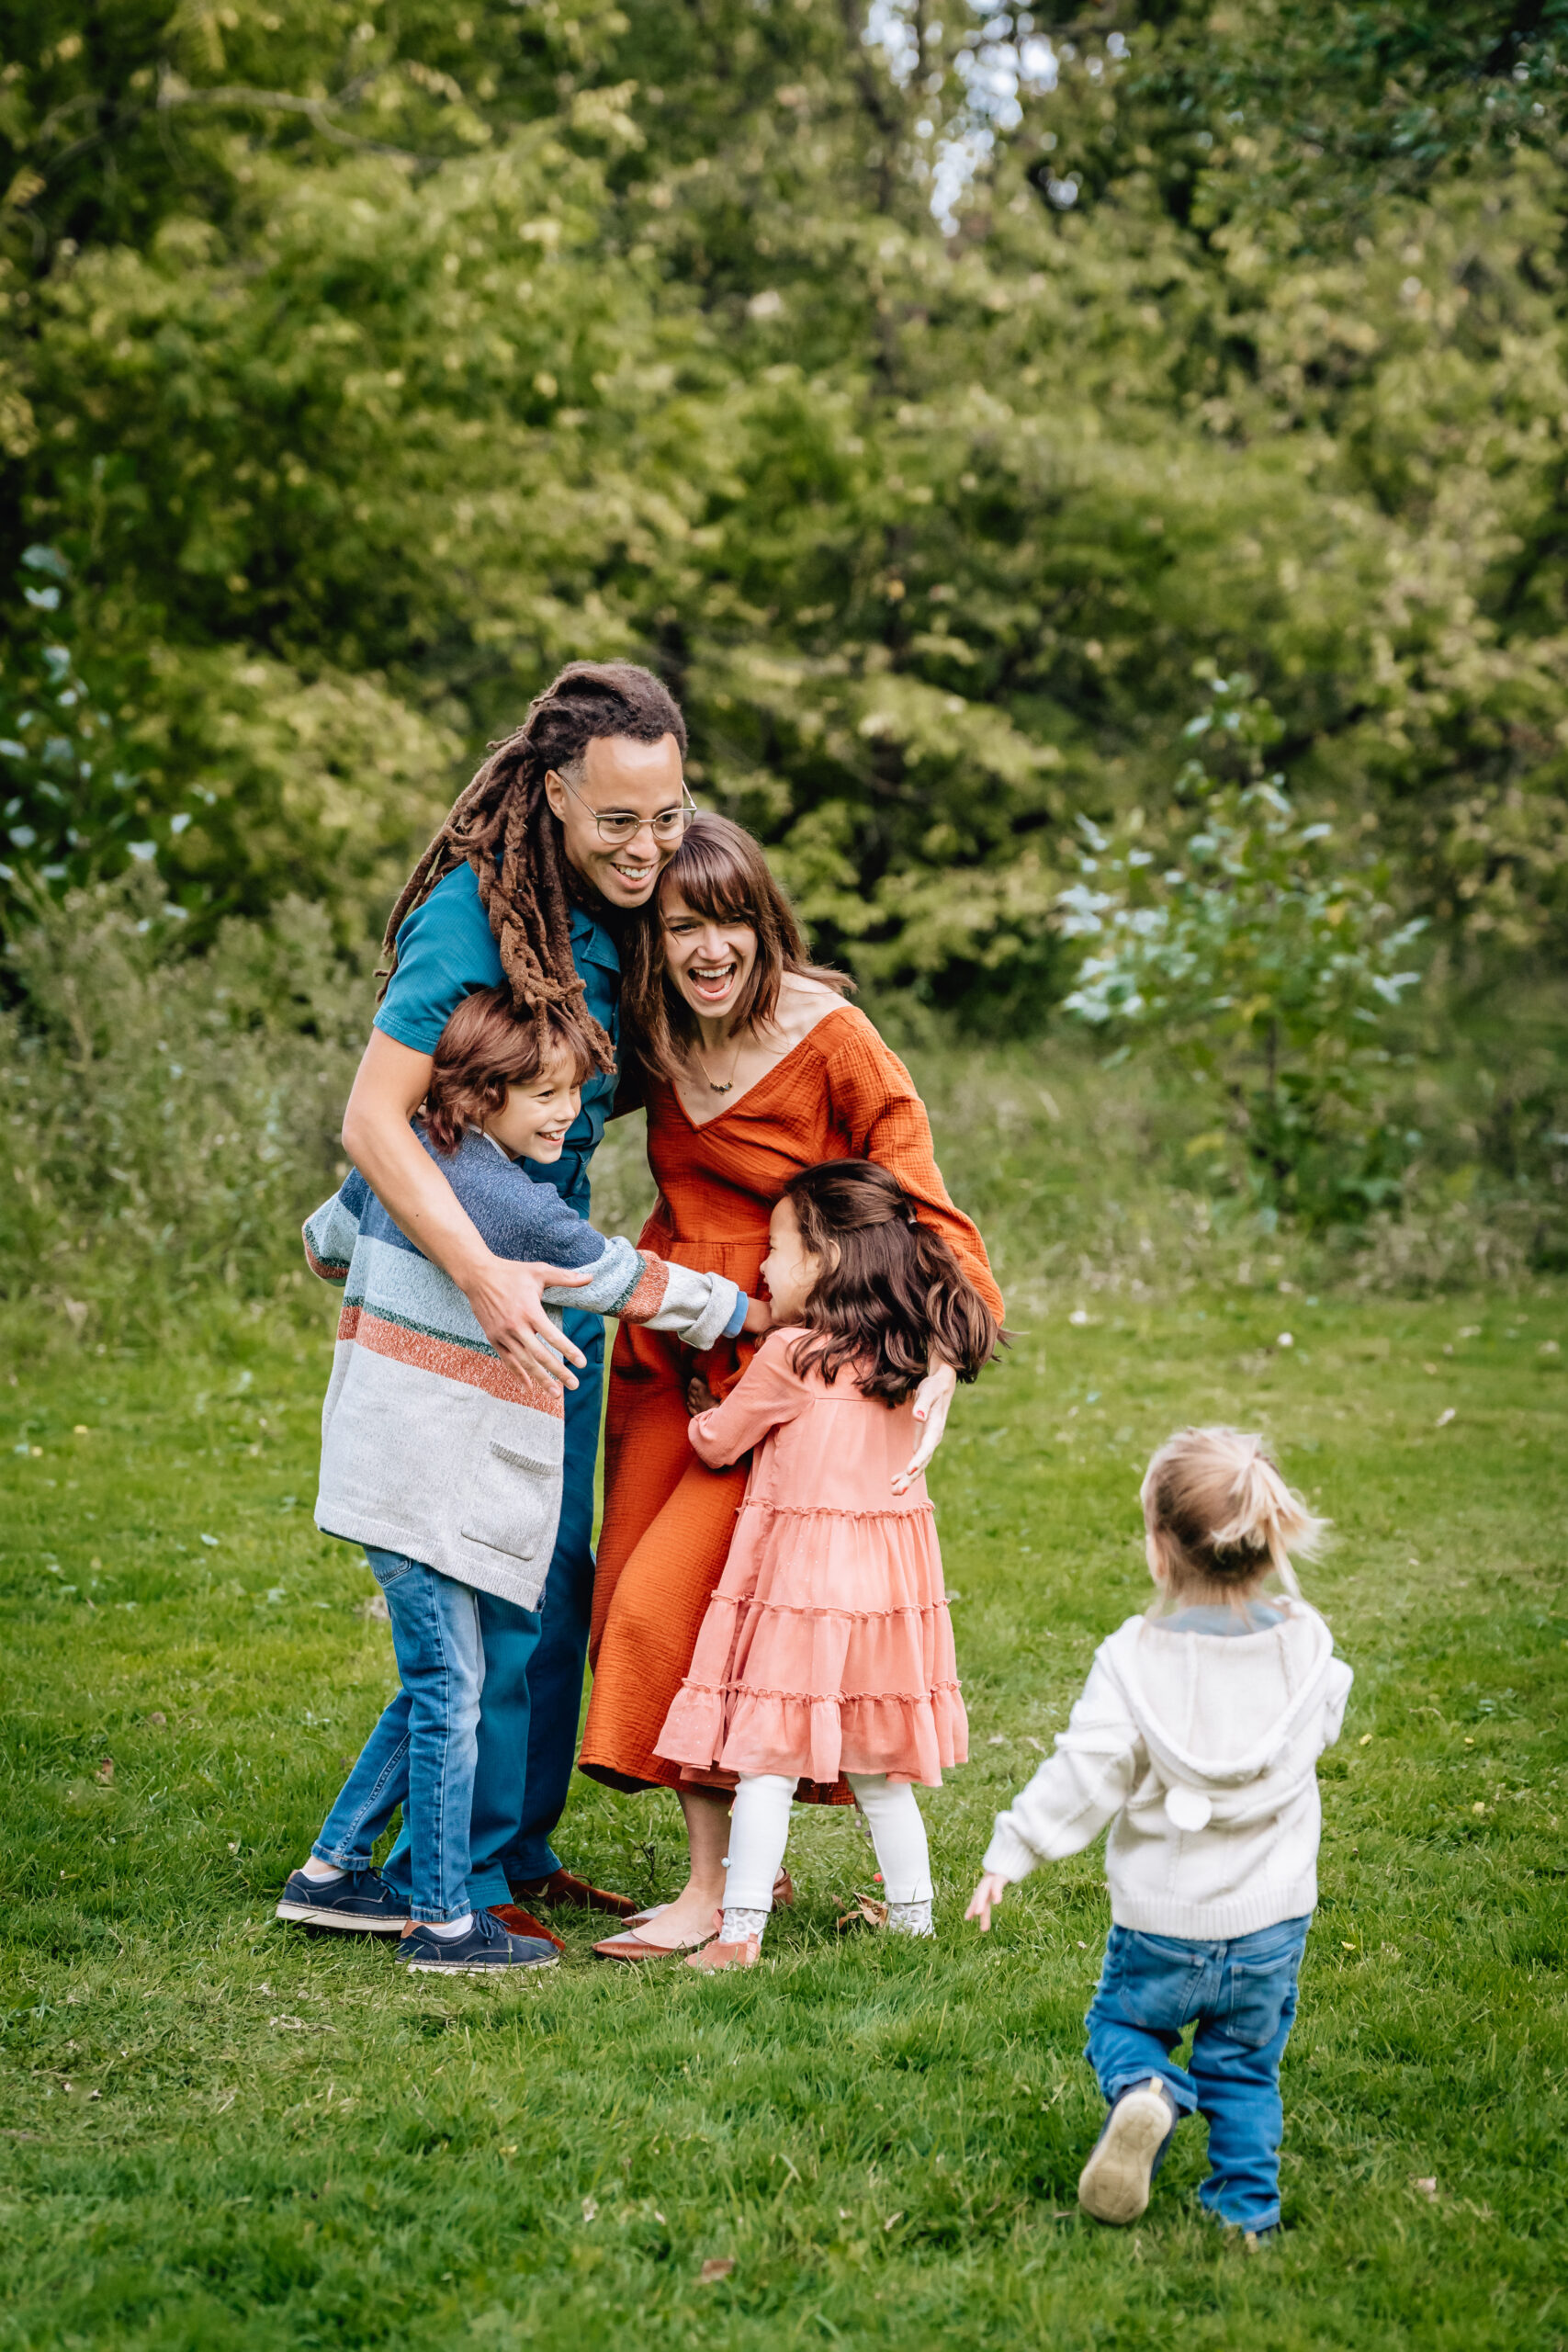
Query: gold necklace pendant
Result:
<box><xmin>694</xmin><ymin>1036</ymin><xmax>740</xmax><ymax>1095</ymax></box>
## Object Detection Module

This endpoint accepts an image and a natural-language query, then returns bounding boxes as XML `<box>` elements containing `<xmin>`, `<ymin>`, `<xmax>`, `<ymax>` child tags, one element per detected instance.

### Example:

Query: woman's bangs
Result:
<box><xmin>662</xmin><ymin>834</ymin><xmax>760</xmax><ymax>929</ymax></box>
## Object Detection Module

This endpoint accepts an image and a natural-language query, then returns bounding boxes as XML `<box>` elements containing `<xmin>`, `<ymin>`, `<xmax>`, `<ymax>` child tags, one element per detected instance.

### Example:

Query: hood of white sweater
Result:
<box><xmin>1099</xmin><ymin>1601</ymin><xmax>1340</xmax><ymax>1832</ymax></box>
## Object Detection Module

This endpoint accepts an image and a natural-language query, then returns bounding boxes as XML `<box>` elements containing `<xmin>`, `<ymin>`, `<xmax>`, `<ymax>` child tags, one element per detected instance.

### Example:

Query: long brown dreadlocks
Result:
<box><xmin>379</xmin><ymin>661</ymin><xmax>688</xmax><ymax>1074</ymax></box>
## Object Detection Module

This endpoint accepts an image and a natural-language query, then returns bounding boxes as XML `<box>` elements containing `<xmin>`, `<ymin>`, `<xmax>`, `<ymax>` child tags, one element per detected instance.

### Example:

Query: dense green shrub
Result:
<box><xmin>0</xmin><ymin>875</ymin><xmax>365</xmax><ymax>1346</ymax></box>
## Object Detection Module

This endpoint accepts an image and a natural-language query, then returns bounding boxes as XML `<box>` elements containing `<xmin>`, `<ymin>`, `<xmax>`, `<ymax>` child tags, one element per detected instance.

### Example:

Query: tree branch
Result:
<box><xmin>155</xmin><ymin>68</ymin><xmax>421</xmax><ymax>162</ymax></box>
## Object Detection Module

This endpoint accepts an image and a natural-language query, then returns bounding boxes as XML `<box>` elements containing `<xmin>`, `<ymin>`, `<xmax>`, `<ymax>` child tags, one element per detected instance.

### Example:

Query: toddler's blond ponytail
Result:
<box><xmin>1142</xmin><ymin>1427</ymin><xmax>1327</xmax><ymax>1596</ymax></box>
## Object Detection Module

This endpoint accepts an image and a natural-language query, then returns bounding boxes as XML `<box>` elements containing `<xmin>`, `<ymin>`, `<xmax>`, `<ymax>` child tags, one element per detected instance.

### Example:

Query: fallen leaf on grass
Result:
<box><xmin>1412</xmin><ymin>2177</ymin><xmax>1438</xmax><ymax>2197</ymax></box>
<box><xmin>94</xmin><ymin>1758</ymin><xmax>113</xmax><ymax>1784</ymax></box>
<box><xmin>581</xmin><ymin>2196</ymin><xmax>598</xmax><ymax>2223</ymax></box>
<box><xmin>698</xmin><ymin>2256</ymin><xmax>735</xmax><ymax>2283</ymax></box>
<box><xmin>836</xmin><ymin>1895</ymin><xmax>888</xmax><ymax>1932</ymax></box>
<box><xmin>1436</xmin><ymin>1408</ymin><xmax>1456</xmax><ymax>1428</ymax></box>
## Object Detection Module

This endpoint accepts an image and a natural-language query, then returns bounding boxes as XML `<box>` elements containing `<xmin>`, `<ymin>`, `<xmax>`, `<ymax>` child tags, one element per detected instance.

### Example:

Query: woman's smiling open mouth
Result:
<box><xmin>688</xmin><ymin>959</ymin><xmax>739</xmax><ymax>1003</ymax></box>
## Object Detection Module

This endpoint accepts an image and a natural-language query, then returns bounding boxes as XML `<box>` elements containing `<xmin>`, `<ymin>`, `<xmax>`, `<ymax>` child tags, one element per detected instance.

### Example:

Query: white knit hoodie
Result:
<box><xmin>983</xmin><ymin>1600</ymin><xmax>1353</xmax><ymax>1939</ymax></box>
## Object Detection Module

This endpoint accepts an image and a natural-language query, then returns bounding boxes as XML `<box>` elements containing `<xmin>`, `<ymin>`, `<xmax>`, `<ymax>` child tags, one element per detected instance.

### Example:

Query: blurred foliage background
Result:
<box><xmin>2</xmin><ymin>0</ymin><xmax>1566</xmax><ymax>1340</ymax></box>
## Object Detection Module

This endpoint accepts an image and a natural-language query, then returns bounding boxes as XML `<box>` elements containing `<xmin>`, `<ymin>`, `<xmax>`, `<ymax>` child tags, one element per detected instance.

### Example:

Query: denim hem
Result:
<box><xmin>1204</xmin><ymin>2196</ymin><xmax>1282</xmax><ymax>2233</ymax></box>
<box><xmin>502</xmin><ymin>1842</ymin><xmax>563</xmax><ymax>1883</ymax></box>
<box><xmin>409</xmin><ymin>1905</ymin><xmax>475</xmax><ymax>1925</ymax></box>
<box><xmin>464</xmin><ymin>1870</ymin><xmax>513</xmax><ymax>1910</ymax></box>
<box><xmin>1104</xmin><ymin>2067</ymin><xmax>1197</xmax><ymax>2119</ymax></box>
<box><xmin>310</xmin><ymin>1843</ymin><xmax>370</xmax><ymax>1871</ymax></box>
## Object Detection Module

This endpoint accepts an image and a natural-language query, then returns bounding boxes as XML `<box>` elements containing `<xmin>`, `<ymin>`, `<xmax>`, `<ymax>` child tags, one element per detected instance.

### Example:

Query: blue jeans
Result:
<box><xmin>314</xmin><ymin>1548</ymin><xmax>484</xmax><ymax>1923</ymax></box>
<box><xmin>380</xmin><ymin>1311</ymin><xmax>604</xmax><ymax>1910</ymax></box>
<box><xmin>1084</xmin><ymin>1915</ymin><xmax>1311</xmax><ymax>2233</ymax></box>
<box><xmin>509</xmin><ymin>1310</ymin><xmax>603</xmax><ymax>1881</ymax></box>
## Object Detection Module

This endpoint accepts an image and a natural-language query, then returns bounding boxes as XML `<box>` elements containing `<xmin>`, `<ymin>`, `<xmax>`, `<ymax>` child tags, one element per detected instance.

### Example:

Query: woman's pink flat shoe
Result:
<box><xmin>686</xmin><ymin>1935</ymin><xmax>761</xmax><ymax>1972</ymax></box>
<box><xmin>592</xmin><ymin>1925</ymin><xmax>715</xmax><ymax>1963</ymax></box>
<box><xmin>618</xmin><ymin>1872</ymin><xmax>788</xmax><ymax>1936</ymax></box>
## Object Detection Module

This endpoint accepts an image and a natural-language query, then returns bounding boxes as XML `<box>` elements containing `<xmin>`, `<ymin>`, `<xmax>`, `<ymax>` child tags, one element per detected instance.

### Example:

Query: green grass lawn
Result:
<box><xmin>2</xmin><ymin>1285</ymin><xmax>1565</xmax><ymax>2350</ymax></box>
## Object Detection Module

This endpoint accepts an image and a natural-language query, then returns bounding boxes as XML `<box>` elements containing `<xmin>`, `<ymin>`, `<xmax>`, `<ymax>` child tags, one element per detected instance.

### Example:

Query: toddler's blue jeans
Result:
<box><xmin>1084</xmin><ymin>1914</ymin><xmax>1311</xmax><ymax>2233</ymax></box>
<box><xmin>312</xmin><ymin>1548</ymin><xmax>484</xmax><ymax>1924</ymax></box>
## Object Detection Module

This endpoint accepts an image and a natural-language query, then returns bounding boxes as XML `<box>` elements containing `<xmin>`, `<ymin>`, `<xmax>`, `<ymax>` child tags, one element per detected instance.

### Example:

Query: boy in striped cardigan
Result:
<box><xmin>276</xmin><ymin>989</ymin><xmax>765</xmax><ymax>1975</ymax></box>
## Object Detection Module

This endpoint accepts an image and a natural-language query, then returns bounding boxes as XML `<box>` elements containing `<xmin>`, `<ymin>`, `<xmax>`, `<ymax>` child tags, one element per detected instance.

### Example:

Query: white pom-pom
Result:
<box><xmin>1164</xmin><ymin>1785</ymin><xmax>1213</xmax><ymax>1832</ymax></box>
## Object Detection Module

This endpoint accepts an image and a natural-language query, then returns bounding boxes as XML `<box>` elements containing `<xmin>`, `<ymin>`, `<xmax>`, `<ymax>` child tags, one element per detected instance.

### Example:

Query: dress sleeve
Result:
<box><xmin>687</xmin><ymin>1331</ymin><xmax>812</xmax><ymax>1467</ymax></box>
<box><xmin>821</xmin><ymin>1012</ymin><xmax>1004</xmax><ymax>1324</ymax></box>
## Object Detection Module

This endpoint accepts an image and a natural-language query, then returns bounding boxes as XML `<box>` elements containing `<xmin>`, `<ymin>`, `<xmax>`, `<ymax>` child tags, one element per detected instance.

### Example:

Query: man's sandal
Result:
<box><xmin>488</xmin><ymin>1903</ymin><xmax>565</xmax><ymax>1951</ymax></box>
<box><xmin>510</xmin><ymin>1868</ymin><xmax>637</xmax><ymax>1918</ymax></box>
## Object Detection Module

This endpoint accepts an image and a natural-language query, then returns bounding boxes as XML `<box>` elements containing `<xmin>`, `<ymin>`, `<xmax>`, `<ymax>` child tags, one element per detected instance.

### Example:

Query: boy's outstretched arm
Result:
<box><xmin>964</xmin><ymin>1871</ymin><xmax>1013</xmax><ymax>1932</ymax></box>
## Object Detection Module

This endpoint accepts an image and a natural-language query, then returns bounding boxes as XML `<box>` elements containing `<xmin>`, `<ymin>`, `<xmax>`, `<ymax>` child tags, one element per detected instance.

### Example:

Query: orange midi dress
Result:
<box><xmin>653</xmin><ymin>1330</ymin><xmax>968</xmax><ymax>1789</ymax></box>
<box><xmin>579</xmin><ymin>1001</ymin><xmax>1003</xmax><ymax>1797</ymax></box>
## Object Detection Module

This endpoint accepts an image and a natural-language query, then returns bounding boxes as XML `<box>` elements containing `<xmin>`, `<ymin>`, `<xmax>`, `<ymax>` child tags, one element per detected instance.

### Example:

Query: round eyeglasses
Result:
<box><xmin>551</xmin><ymin>770</ymin><xmax>697</xmax><ymax>847</ymax></box>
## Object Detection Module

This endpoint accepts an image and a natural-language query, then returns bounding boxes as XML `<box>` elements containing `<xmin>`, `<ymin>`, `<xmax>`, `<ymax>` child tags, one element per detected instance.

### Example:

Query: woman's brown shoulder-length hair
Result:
<box><xmin>619</xmin><ymin>812</ymin><xmax>852</xmax><ymax>1083</ymax></box>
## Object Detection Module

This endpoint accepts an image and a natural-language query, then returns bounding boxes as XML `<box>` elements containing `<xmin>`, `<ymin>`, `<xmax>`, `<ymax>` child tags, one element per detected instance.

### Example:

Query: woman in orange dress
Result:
<box><xmin>579</xmin><ymin>815</ymin><xmax>1004</xmax><ymax>1957</ymax></box>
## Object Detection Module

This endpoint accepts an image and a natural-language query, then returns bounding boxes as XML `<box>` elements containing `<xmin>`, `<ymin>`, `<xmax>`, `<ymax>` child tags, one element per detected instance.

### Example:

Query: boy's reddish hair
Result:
<box><xmin>422</xmin><ymin>986</ymin><xmax>593</xmax><ymax>1155</ymax></box>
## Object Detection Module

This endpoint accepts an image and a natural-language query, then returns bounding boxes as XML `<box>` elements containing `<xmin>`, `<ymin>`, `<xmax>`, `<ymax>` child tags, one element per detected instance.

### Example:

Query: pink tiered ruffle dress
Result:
<box><xmin>653</xmin><ymin>1328</ymin><xmax>968</xmax><ymax>1790</ymax></box>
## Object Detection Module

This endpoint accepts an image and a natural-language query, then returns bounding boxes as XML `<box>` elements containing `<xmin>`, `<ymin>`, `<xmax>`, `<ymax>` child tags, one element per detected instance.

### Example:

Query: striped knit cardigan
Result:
<box><xmin>303</xmin><ymin>1125</ymin><xmax>747</xmax><ymax>1611</ymax></box>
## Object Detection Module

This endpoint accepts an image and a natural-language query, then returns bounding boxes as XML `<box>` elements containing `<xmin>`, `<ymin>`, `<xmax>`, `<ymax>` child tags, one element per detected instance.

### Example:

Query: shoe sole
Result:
<box><xmin>274</xmin><ymin>1901</ymin><xmax>408</xmax><ymax>1934</ymax></box>
<box><xmin>1078</xmin><ymin>2091</ymin><xmax>1173</xmax><ymax>2224</ymax></box>
<box><xmin>401</xmin><ymin>1953</ymin><xmax>560</xmax><ymax>1975</ymax></box>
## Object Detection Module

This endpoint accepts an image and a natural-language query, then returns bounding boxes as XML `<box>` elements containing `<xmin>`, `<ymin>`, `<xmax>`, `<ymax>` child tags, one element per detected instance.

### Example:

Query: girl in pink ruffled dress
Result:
<box><xmin>654</xmin><ymin>1159</ymin><xmax>1001</xmax><ymax>1970</ymax></box>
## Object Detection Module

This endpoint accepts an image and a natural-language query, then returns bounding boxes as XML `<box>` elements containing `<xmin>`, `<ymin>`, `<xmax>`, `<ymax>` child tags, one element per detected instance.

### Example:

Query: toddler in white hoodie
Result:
<box><xmin>966</xmin><ymin>1427</ymin><xmax>1351</xmax><ymax>2241</ymax></box>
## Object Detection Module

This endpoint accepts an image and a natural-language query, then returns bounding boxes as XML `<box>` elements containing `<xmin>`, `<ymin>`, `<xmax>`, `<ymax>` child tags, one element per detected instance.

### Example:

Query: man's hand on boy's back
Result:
<box><xmin>964</xmin><ymin>1872</ymin><xmax>1012</xmax><ymax>1932</ymax></box>
<box><xmin>466</xmin><ymin>1255</ymin><xmax>593</xmax><ymax>1389</ymax></box>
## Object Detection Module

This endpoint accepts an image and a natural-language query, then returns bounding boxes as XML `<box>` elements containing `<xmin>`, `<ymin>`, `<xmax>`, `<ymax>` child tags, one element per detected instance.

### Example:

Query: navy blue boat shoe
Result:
<box><xmin>394</xmin><ymin>1907</ymin><xmax>560</xmax><ymax>1975</ymax></box>
<box><xmin>275</xmin><ymin>1866</ymin><xmax>411</xmax><ymax>1935</ymax></box>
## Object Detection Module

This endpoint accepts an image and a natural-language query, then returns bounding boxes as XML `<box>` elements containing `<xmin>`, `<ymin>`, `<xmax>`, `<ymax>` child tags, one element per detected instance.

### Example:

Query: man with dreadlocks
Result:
<box><xmin>337</xmin><ymin>661</ymin><xmax>693</xmax><ymax>1932</ymax></box>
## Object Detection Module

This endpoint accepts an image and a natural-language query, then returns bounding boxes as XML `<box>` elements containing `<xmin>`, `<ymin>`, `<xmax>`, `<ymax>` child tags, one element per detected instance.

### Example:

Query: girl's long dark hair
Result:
<box><xmin>783</xmin><ymin>1160</ymin><xmax>1001</xmax><ymax>1406</ymax></box>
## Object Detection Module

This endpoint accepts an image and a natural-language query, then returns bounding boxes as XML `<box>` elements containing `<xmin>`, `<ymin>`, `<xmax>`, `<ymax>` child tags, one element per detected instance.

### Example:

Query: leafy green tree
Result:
<box><xmin>0</xmin><ymin>0</ymin><xmax>1565</xmax><ymax>996</ymax></box>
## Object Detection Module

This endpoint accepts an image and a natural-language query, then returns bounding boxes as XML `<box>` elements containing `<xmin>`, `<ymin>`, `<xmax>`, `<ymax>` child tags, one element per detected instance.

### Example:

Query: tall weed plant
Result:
<box><xmin>1057</xmin><ymin>677</ymin><xmax>1427</xmax><ymax>1228</ymax></box>
<box><xmin>0</xmin><ymin>871</ymin><xmax>367</xmax><ymax>1354</ymax></box>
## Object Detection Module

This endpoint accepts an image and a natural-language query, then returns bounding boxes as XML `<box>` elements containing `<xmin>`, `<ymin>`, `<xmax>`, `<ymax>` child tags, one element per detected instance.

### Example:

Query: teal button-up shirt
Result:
<box><xmin>373</xmin><ymin>862</ymin><xmax>619</xmax><ymax>1209</ymax></box>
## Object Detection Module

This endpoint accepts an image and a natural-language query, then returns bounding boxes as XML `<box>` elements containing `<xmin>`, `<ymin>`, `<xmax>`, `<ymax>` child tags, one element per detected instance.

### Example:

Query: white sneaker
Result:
<box><xmin>1077</xmin><ymin>2077</ymin><xmax>1178</xmax><ymax>2224</ymax></box>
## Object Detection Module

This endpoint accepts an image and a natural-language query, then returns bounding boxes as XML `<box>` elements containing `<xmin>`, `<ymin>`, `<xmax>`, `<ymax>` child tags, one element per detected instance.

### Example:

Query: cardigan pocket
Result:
<box><xmin>459</xmin><ymin>1441</ymin><xmax>558</xmax><ymax>1564</ymax></box>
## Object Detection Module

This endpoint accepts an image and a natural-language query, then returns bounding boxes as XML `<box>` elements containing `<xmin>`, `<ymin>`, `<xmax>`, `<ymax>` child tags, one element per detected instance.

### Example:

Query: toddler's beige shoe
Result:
<box><xmin>1077</xmin><ymin>2078</ymin><xmax>1178</xmax><ymax>2224</ymax></box>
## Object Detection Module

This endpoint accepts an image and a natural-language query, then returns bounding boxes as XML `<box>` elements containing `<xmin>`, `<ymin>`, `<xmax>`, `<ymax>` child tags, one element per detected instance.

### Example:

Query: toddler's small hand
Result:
<box><xmin>686</xmin><ymin>1374</ymin><xmax>718</xmax><ymax>1416</ymax></box>
<box><xmin>964</xmin><ymin>1871</ymin><xmax>1011</xmax><ymax>1932</ymax></box>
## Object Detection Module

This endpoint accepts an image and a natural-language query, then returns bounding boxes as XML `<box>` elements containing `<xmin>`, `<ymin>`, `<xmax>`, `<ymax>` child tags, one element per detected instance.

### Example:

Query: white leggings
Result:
<box><xmin>725</xmin><ymin>1771</ymin><xmax>933</xmax><ymax>1911</ymax></box>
